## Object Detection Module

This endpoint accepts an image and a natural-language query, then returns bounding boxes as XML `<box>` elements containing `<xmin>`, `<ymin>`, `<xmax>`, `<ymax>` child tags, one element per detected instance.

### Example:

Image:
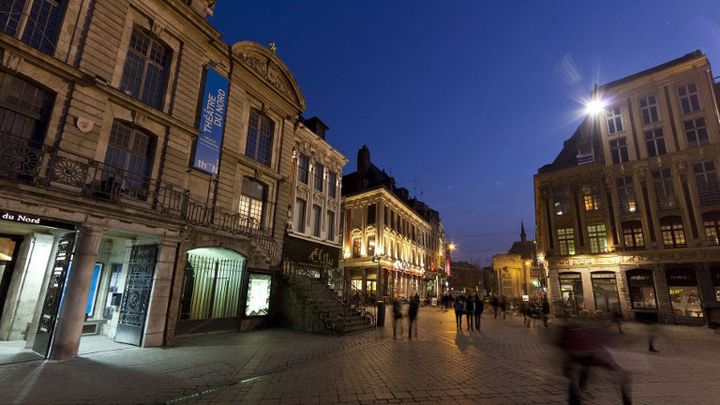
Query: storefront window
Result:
<box><xmin>591</xmin><ymin>272</ymin><xmax>620</xmax><ymax>313</ymax></box>
<box><xmin>626</xmin><ymin>269</ymin><xmax>657</xmax><ymax>309</ymax></box>
<box><xmin>85</xmin><ymin>263</ymin><xmax>103</xmax><ymax>318</ymax></box>
<box><xmin>666</xmin><ymin>268</ymin><xmax>703</xmax><ymax>318</ymax></box>
<box><xmin>245</xmin><ymin>273</ymin><xmax>271</xmax><ymax>316</ymax></box>
<box><xmin>712</xmin><ymin>268</ymin><xmax>720</xmax><ymax>301</ymax></box>
<box><xmin>559</xmin><ymin>272</ymin><xmax>583</xmax><ymax>314</ymax></box>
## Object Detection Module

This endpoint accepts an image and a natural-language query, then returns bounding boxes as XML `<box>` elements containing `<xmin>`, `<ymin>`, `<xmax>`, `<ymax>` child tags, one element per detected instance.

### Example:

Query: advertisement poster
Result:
<box><xmin>192</xmin><ymin>67</ymin><xmax>229</xmax><ymax>175</ymax></box>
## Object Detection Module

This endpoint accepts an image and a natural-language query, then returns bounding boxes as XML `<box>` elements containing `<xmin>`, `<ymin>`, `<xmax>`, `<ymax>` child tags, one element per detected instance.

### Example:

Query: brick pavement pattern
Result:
<box><xmin>0</xmin><ymin>309</ymin><xmax>719</xmax><ymax>404</ymax></box>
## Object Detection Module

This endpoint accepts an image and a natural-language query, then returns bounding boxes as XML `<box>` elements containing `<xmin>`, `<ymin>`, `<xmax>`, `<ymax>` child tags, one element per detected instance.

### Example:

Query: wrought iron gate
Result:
<box><xmin>32</xmin><ymin>233</ymin><xmax>76</xmax><ymax>356</ymax></box>
<box><xmin>115</xmin><ymin>244</ymin><xmax>158</xmax><ymax>346</ymax></box>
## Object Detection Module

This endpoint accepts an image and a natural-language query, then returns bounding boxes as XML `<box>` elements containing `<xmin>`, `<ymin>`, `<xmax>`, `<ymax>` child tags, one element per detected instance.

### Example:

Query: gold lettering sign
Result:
<box><xmin>309</xmin><ymin>248</ymin><xmax>334</xmax><ymax>266</ymax></box>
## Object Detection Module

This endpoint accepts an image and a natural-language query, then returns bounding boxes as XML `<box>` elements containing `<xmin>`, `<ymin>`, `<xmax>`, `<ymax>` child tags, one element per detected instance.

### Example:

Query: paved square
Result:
<box><xmin>0</xmin><ymin>308</ymin><xmax>719</xmax><ymax>404</ymax></box>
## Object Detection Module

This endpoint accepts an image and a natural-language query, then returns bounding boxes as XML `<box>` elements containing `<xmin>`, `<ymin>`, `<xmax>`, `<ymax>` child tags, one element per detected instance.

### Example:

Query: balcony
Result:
<box><xmin>0</xmin><ymin>132</ymin><xmax>280</xmax><ymax>264</ymax></box>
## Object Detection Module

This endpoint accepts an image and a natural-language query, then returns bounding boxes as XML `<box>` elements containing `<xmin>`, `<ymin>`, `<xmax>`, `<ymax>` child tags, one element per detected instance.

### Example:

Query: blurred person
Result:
<box><xmin>542</xmin><ymin>296</ymin><xmax>551</xmax><ymax>328</ymax></box>
<box><xmin>490</xmin><ymin>294</ymin><xmax>499</xmax><ymax>319</ymax></box>
<box><xmin>466</xmin><ymin>293</ymin><xmax>475</xmax><ymax>331</ymax></box>
<box><xmin>499</xmin><ymin>295</ymin><xmax>507</xmax><ymax>319</ymax></box>
<box><xmin>454</xmin><ymin>294</ymin><xmax>465</xmax><ymax>329</ymax></box>
<box><xmin>557</xmin><ymin>320</ymin><xmax>632</xmax><ymax>405</ymax></box>
<box><xmin>408</xmin><ymin>293</ymin><xmax>420</xmax><ymax>339</ymax></box>
<box><xmin>392</xmin><ymin>297</ymin><xmax>403</xmax><ymax>339</ymax></box>
<box><xmin>521</xmin><ymin>300</ymin><xmax>530</xmax><ymax>326</ymax></box>
<box><xmin>474</xmin><ymin>294</ymin><xmax>484</xmax><ymax>330</ymax></box>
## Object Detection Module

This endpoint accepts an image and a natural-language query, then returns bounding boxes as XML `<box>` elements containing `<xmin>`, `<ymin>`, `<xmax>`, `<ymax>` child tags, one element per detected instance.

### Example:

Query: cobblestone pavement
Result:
<box><xmin>0</xmin><ymin>308</ymin><xmax>719</xmax><ymax>404</ymax></box>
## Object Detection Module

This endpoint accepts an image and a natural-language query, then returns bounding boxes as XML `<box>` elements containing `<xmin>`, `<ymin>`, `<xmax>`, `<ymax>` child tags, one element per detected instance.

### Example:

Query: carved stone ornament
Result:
<box><xmin>150</xmin><ymin>20</ymin><xmax>165</xmax><ymax>37</ymax></box>
<box><xmin>131</xmin><ymin>111</ymin><xmax>145</xmax><ymax>125</ymax></box>
<box><xmin>1</xmin><ymin>50</ymin><xmax>23</xmax><ymax>72</ymax></box>
<box><xmin>635</xmin><ymin>167</ymin><xmax>648</xmax><ymax>181</ymax></box>
<box><xmin>237</xmin><ymin>51</ymin><xmax>296</xmax><ymax>102</ymax></box>
<box><xmin>674</xmin><ymin>159</ymin><xmax>688</xmax><ymax>175</ymax></box>
<box><xmin>75</xmin><ymin>116</ymin><xmax>95</xmax><ymax>133</ymax></box>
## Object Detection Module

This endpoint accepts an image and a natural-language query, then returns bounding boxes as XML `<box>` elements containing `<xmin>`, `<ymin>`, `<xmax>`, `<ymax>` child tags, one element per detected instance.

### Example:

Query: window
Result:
<box><xmin>591</xmin><ymin>272</ymin><xmax>620</xmax><ymax>314</ymax></box>
<box><xmin>622</xmin><ymin>221</ymin><xmax>645</xmax><ymax>249</ymax></box>
<box><xmin>639</xmin><ymin>95</ymin><xmax>660</xmax><ymax>125</ymax></box>
<box><xmin>293</xmin><ymin>198</ymin><xmax>306</xmax><ymax>232</ymax></box>
<box><xmin>554</xmin><ymin>194</ymin><xmax>570</xmax><ymax>216</ymax></box>
<box><xmin>694</xmin><ymin>161</ymin><xmax>720</xmax><ymax>206</ymax></box>
<box><xmin>314</xmin><ymin>162</ymin><xmax>324</xmax><ymax>191</ymax></box>
<box><xmin>244</xmin><ymin>110</ymin><xmax>274</xmax><ymax>166</ymax></box>
<box><xmin>297</xmin><ymin>154</ymin><xmax>309</xmax><ymax>184</ymax></box>
<box><xmin>644</xmin><ymin>128</ymin><xmax>666</xmax><ymax>157</ymax></box>
<box><xmin>703</xmin><ymin>212</ymin><xmax>720</xmax><ymax>246</ymax></box>
<box><xmin>557</xmin><ymin>228</ymin><xmax>575</xmax><ymax>255</ymax></box>
<box><xmin>326</xmin><ymin>211</ymin><xmax>335</xmax><ymax>241</ymax></box>
<box><xmin>587</xmin><ymin>224</ymin><xmax>608</xmax><ymax>253</ymax></box>
<box><xmin>0</xmin><ymin>0</ymin><xmax>64</xmax><ymax>55</ymax></box>
<box><xmin>352</xmin><ymin>236</ymin><xmax>361</xmax><ymax>258</ymax></box>
<box><xmin>238</xmin><ymin>177</ymin><xmax>266</xmax><ymax>229</ymax></box>
<box><xmin>685</xmin><ymin>118</ymin><xmax>709</xmax><ymax>147</ymax></box>
<box><xmin>617</xmin><ymin>176</ymin><xmax>637</xmax><ymax>214</ymax></box>
<box><xmin>583</xmin><ymin>186</ymin><xmax>601</xmax><ymax>211</ymax></box>
<box><xmin>666</xmin><ymin>269</ymin><xmax>703</xmax><ymax>318</ymax></box>
<box><xmin>605</xmin><ymin>105</ymin><xmax>623</xmax><ymax>134</ymax></box>
<box><xmin>559</xmin><ymin>273</ymin><xmax>584</xmax><ymax>314</ymax></box>
<box><xmin>609</xmin><ymin>138</ymin><xmax>629</xmax><ymax>164</ymax></box>
<box><xmin>120</xmin><ymin>27</ymin><xmax>171</xmax><ymax>109</ymax></box>
<box><xmin>328</xmin><ymin>171</ymin><xmax>337</xmax><ymax>198</ymax></box>
<box><xmin>626</xmin><ymin>269</ymin><xmax>657</xmax><ymax>309</ymax></box>
<box><xmin>0</xmin><ymin>71</ymin><xmax>54</xmax><ymax>146</ymax></box>
<box><xmin>660</xmin><ymin>216</ymin><xmax>686</xmax><ymax>248</ymax></box>
<box><xmin>103</xmin><ymin>121</ymin><xmax>155</xmax><ymax>194</ymax></box>
<box><xmin>367</xmin><ymin>204</ymin><xmax>376</xmax><ymax>225</ymax></box>
<box><xmin>653</xmin><ymin>169</ymin><xmax>677</xmax><ymax>210</ymax></box>
<box><xmin>678</xmin><ymin>83</ymin><xmax>700</xmax><ymax>114</ymax></box>
<box><xmin>367</xmin><ymin>235</ymin><xmax>376</xmax><ymax>257</ymax></box>
<box><xmin>312</xmin><ymin>205</ymin><xmax>322</xmax><ymax>237</ymax></box>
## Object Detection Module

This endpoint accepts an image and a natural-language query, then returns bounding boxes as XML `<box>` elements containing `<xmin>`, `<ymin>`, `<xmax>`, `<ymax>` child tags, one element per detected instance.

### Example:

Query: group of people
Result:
<box><xmin>452</xmin><ymin>293</ymin><xmax>484</xmax><ymax>330</ymax></box>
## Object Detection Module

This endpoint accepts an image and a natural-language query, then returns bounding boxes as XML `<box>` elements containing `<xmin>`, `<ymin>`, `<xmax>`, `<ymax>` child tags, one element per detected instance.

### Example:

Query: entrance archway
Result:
<box><xmin>177</xmin><ymin>247</ymin><xmax>246</xmax><ymax>334</ymax></box>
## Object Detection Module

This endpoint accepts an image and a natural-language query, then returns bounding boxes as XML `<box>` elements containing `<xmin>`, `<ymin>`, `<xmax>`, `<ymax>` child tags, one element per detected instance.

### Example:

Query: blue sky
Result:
<box><xmin>211</xmin><ymin>1</ymin><xmax>720</xmax><ymax>263</ymax></box>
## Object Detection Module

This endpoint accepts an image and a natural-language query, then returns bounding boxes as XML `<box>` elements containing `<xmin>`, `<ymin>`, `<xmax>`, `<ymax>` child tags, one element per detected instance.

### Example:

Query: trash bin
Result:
<box><xmin>376</xmin><ymin>301</ymin><xmax>386</xmax><ymax>327</ymax></box>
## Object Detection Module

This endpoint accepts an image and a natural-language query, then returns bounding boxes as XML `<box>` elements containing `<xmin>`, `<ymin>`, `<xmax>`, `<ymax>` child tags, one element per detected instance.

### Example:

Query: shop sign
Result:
<box><xmin>591</xmin><ymin>272</ymin><xmax>616</xmax><ymax>279</ymax></box>
<box><xmin>559</xmin><ymin>272</ymin><xmax>581</xmax><ymax>279</ymax></box>
<box><xmin>283</xmin><ymin>235</ymin><xmax>340</xmax><ymax>267</ymax></box>
<box><xmin>0</xmin><ymin>210</ymin><xmax>75</xmax><ymax>230</ymax></box>
<box><xmin>627</xmin><ymin>270</ymin><xmax>654</xmax><ymax>287</ymax></box>
<box><xmin>667</xmin><ymin>269</ymin><xmax>697</xmax><ymax>287</ymax></box>
<box><xmin>192</xmin><ymin>66</ymin><xmax>229</xmax><ymax>175</ymax></box>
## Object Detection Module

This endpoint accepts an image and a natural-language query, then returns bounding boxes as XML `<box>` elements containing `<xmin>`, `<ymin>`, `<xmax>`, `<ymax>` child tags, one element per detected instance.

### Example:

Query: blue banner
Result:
<box><xmin>193</xmin><ymin>67</ymin><xmax>229</xmax><ymax>175</ymax></box>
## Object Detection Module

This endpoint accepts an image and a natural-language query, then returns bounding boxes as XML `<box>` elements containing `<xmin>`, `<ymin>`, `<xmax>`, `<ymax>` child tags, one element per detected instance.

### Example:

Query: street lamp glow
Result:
<box><xmin>448</xmin><ymin>243</ymin><xmax>457</xmax><ymax>252</ymax></box>
<box><xmin>585</xmin><ymin>98</ymin><xmax>606</xmax><ymax>116</ymax></box>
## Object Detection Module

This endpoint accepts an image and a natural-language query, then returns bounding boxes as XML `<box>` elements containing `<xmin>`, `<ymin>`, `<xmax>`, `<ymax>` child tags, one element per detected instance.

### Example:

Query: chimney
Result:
<box><xmin>396</xmin><ymin>187</ymin><xmax>409</xmax><ymax>202</ymax></box>
<box><xmin>357</xmin><ymin>145</ymin><xmax>371</xmax><ymax>175</ymax></box>
<box><xmin>304</xmin><ymin>116</ymin><xmax>329</xmax><ymax>140</ymax></box>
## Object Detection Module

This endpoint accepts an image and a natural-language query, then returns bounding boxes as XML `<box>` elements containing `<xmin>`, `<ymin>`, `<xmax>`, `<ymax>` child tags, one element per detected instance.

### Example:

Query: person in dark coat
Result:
<box><xmin>499</xmin><ymin>295</ymin><xmax>507</xmax><ymax>319</ymax></box>
<box><xmin>408</xmin><ymin>293</ymin><xmax>420</xmax><ymax>339</ymax></box>
<box><xmin>474</xmin><ymin>294</ymin><xmax>484</xmax><ymax>330</ymax></box>
<box><xmin>392</xmin><ymin>298</ymin><xmax>403</xmax><ymax>339</ymax></box>
<box><xmin>454</xmin><ymin>295</ymin><xmax>465</xmax><ymax>329</ymax></box>
<box><xmin>542</xmin><ymin>296</ymin><xmax>551</xmax><ymax>328</ymax></box>
<box><xmin>465</xmin><ymin>294</ymin><xmax>475</xmax><ymax>330</ymax></box>
<box><xmin>490</xmin><ymin>295</ymin><xmax>499</xmax><ymax>319</ymax></box>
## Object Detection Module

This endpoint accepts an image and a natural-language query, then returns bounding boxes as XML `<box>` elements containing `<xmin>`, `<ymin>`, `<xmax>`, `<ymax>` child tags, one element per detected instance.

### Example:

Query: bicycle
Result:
<box><xmin>320</xmin><ymin>311</ymin><xmax>346</xmax><ymax>336</ymax></box>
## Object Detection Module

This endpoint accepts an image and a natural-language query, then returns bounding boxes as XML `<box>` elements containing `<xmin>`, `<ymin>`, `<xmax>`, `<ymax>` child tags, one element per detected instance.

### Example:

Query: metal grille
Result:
<box><xmin>117</xmin><ymin>245</ymin><xmax>158</xmax><ymax>328</ymax></box>
<box><xmin>120</xmin><ymin>27</ymin><xmax>170</xmax><ymax>109</ymax></box>
<box><xmin>181</xmin><ymin>254</ymin><xmax>245</xmax><ymax>320</ymax></box>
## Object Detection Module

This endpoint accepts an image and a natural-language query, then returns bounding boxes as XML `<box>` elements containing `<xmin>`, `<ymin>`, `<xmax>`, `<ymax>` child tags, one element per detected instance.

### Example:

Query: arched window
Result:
<box><xmin>660</xmin><ymin>216</ymin><xmax>686</xmax><ymax>248</ymax></box>
<box><xmin>703</xmin><ymin>211</ymin><xmax>720</xmax><ymax>246</ymax></box>
<box><xmin>622</xmin><ymin>221</ymin><xmax>645</xmax><ymax>249</ymax></box>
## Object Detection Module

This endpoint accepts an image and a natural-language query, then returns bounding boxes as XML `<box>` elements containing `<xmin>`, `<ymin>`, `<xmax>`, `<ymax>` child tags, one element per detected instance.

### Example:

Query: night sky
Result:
<box><xmin>211</xmin><ymin>1</ymin><xmax>720</xmax><ymax>264</ymax></box>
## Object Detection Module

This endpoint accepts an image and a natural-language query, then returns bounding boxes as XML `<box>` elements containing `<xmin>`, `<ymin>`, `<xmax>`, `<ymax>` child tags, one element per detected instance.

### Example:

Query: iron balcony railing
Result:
<box><xmin>0</xmin><ymin>132</ymin><xmax>280</xmax><ymax>264</ymax></box>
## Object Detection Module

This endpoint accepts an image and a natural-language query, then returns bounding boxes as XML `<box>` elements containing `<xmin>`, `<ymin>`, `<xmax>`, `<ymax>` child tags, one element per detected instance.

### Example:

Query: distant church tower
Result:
<box><xmin>520</xmin><ymin>221</ymin><xmax>527</xmax><ymax>242</ymax></box>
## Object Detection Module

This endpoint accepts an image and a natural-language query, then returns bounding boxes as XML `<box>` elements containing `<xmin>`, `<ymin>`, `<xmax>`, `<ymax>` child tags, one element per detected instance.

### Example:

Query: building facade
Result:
<box><xmin>0</xmin><ymin>0</ymin><xmax>312</xmax><ymax>361</ymax></box>
<box><xmin>535</xmin><ymin>51</ymin><xmax>720</xmax><ymax>325</ymax></box>
<box><xmin>492</xmin><ymin>223</ymin><xmax>540</xmax><ymax>301</ymax></box>
<box><xmin>281</xmin><ymin>117</ymin><xmax>347</xmax><ymax>292</ymax></box>
<box><xmin>341</xmin><ymin>146</ymin><xmax>446</xmax><ymax>301</ymax></box>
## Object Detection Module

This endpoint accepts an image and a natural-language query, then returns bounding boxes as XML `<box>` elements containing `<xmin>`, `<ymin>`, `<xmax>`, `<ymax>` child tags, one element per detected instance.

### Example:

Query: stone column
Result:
<box><xmin>142</xmin><ymin>239</ymin><xmax>178</xmax><ymax>348</ymax></box>
<box><xmin>50</xmin><ymin>225</ymin><xmax>104</xmax><ymax>360</ymax></box>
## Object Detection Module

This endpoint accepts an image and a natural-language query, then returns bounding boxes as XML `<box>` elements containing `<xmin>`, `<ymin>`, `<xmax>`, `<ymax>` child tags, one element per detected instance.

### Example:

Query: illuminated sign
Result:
<box><xmin>245</xmin><ymin>273</ymin><xmax>271</xmax><ymax>316</ymax></box>
<box><xmin>192</xmin><ymin>66</ymin><xmax>229</xmax><ymax>175</ymax></box>
<box><xmin>0</xmin><ymin>210</ymin><xmax>75</xmax><ymax>230</ymax></box>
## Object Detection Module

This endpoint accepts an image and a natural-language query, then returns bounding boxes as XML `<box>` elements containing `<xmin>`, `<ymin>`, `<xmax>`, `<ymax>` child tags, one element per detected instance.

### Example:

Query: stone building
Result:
<box><xmin>0</xmin><ymin>0</ymin><xmax>311</xmax><ymax>361</ymax></box>
<box><xmin>341</xmin><ymin>146</ymin><xmax>446</xmax><ymax>301</ymax></box>
<box><xmin>492</xmin><ymin>223</ymin><xmax>539</xmax><ymax>301</ymax></box>
<box><xmin>535</xmin><ymin>51</ymin><xmax>720</xmax><ymax>324</ymax></box>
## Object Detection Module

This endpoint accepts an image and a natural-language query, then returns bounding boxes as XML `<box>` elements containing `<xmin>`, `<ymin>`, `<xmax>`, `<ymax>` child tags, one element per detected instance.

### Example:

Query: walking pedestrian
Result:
<box><xmin>474</xmin><ymin>294</ymin><xmax>484</xmax><ymax>330</ymax></box>
<box><xmin>491</xmin><ymin>295</ymin><xmax>499</xmax><ymax>319</ymax></box>
<box><xmin>454</xmin><ymin>294</ymin><xmax>464</xmax><ymax>329</ymax></box>
<box><xmin>521</xmin><ymin>300</ymin><xmax>529</xmax><ymax>326</ymax></box>
<box><xmin>542</xmin><ymin>296</ymin><xmax>550</xmax><ymax>328</ymax></box>
<box><xmin>466</xmin><ymin>293</ymin><xmax>475</xmax><ymax>331</ymax></box>
<box><xmin>408</xmin><ymin>293</ymin><xmax>420</xmax><ymax>339</ymax></box>
<box><xmin>392</xmin><ymin>297</ymin><xmax>403</xmax><ymax>339</ymax></box>
<box><xmin>499</xmin><ymin>295</ymin><xmax>507</xmax><ymax>319</ymax></box>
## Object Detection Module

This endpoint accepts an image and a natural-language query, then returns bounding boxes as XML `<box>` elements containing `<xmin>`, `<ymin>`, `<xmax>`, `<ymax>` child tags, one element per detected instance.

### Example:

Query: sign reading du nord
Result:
<box><xmin>192</xmin><ymin>67</ymin><xmax>229</xmax><ymax>175</ymax></box>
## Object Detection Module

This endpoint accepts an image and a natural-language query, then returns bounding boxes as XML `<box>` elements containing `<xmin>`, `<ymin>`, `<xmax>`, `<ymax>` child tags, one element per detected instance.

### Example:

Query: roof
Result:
<box><xmin>538</xmin><ymin>117</ymin><xmax>602</xmax><ymax>174</ymax></box>
<box><xmin>508</xmin><ymin>240</ymin><xmax>536</xmax><ymax>260</ymax></box>
<box><xmin>599</xmin><ymin>50</ymin><xmax>704</xmax><ymax>90</ymax></box>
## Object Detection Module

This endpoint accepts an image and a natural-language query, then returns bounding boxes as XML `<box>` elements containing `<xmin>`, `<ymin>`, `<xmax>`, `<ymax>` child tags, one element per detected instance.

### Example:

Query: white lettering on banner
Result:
<box><xmin>2</xmin><ymin>212</ymin><xmax>41</xmax><ymax>224</ymax></box>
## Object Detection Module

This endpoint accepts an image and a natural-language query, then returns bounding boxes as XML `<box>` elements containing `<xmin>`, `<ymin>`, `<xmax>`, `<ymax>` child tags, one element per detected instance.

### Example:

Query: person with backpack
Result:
<box><xmin>454</xmin><ymin>294</ymin><xmax>465</xmax><ymax>329</ymax></box>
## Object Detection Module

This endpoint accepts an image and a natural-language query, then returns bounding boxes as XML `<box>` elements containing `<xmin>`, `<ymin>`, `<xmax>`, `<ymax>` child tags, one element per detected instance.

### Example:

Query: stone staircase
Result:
<box><xmin>288</xmin><ymin>274</ymin><xmax>374</xmax><ymax>335</ymax></box>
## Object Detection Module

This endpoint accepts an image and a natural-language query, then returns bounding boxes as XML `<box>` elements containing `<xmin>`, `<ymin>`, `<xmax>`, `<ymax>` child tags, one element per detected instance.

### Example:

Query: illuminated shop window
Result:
<box><xmin>626</xmin><ymin>269</ymin><xmax>657</xmax><ymax>309</ymax></box>
<box><xmin>245</xmin><ymin>273</ymin><xmax>271</xmax><ymax>316</ymax></box>
<box><xmin>591</xmin><ymin>272</ymin><xmax>620</xmax><ymax>314</ymax></box>
<box><xmin>666</xmin><ymin>269</ymin><xmax>703</xmax><ymax>318</ymax></box>
<box><xmin>559</xmin><ymin>272</ymin><xmax>583</xmax><ymax>314</ymax></box>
